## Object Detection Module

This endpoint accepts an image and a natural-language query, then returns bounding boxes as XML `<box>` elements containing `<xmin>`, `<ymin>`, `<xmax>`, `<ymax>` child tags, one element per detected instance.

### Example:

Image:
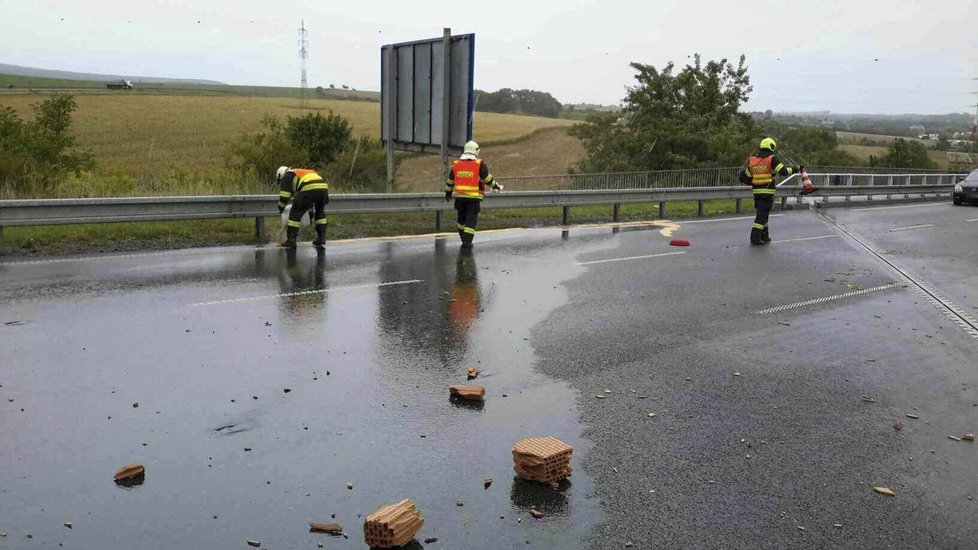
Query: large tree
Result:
<box><xmin>570</xmin><ymin>55</ymin><xmax>756</xmax><ymax>172</ymax></box>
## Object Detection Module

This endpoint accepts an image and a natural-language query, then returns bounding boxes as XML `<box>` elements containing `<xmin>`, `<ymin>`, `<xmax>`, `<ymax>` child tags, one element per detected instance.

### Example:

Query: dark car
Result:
<box><xmin>953</xmin><ymin>169</ymin><xmax>978</xmax><ymax>205</ymax></box>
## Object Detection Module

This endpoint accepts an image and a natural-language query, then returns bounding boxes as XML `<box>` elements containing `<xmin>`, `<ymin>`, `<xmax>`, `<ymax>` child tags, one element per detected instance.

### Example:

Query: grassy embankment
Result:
<box><xmin>835</xmin><ymin>131</ymin><xmax>951</xmax><ymax>170</ymax></box>
<box><xmin>0</xmin><ymin>90</ymin><xmax>738</xmax><ymax>255</ymax></box>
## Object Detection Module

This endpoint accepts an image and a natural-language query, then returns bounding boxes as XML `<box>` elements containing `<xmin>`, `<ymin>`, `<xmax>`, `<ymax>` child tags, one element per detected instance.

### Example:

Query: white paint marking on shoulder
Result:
<box><xmin>0</xmin><ymin>247</ymin><xmax>245</xmax><ymax>268</ymax></box>
<box><xmin>190</xmin><ymin>279</ymin><xmax>424</xmax><ymax>307</ymax></box>
<box><xmin>574</xmin><ymin>251</ymin><xmax>686</xmax><ymax>266</ymax></box>
<box><xmin>966</xmin><ymin>218</ymin><xmax>978</xmax><ymax>222</ymax></box>
<box><xmin>773</xmin><ymin>235</ymin><xmax>839</xmax><ymax>244</ymax></box>
<box><xmin>755</xmin><ymin>283</ymin><xmax>900</xmax><ymax>315</ymax></box>
<box><xmin>851</xmin><ymin>203</ymin><xmax>947</xmax><ymax>212</ymax></box>
<box><xmin>680</xmin><ymin>214</ymin><xmax>785</xmax><ymax>225</ymax></box>
<box><xmin>888</xmin><ymin>224</ymin><xmax>934</xmax><ymax>232</ymax></box>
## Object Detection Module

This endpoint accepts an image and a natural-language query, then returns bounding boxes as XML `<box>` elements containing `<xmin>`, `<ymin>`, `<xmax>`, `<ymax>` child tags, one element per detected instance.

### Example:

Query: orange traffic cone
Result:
<box><xmin>799</xmin><ymin>167</ymin><xmax>816</xmax><ymax>195</ymax></box>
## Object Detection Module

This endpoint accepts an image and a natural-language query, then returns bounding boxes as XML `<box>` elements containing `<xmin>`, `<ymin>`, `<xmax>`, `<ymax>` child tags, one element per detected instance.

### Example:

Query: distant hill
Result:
<box><xmin>0</xmin><ymin>62</ymin><xmax>224</xmax><ymax>85</ymax></box>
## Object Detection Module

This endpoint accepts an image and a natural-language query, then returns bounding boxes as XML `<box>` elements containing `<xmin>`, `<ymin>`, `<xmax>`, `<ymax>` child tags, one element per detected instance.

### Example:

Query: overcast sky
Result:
<box><xmin>2</xmin><ymin>0</ymin><xmax>976</xmax><ymax>115</ymax></box>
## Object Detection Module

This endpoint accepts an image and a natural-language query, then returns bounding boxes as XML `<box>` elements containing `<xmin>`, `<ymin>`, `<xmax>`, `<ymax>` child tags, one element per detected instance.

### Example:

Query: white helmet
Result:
<box><xmin>463</xmin><ymin>141</ymin><xmax>480</xmax><ymax>156</ymax></box>
<box><xmin>275</xmin><ymin>165</ymin><xmax>290</xmax><ymax>181</ymax></box>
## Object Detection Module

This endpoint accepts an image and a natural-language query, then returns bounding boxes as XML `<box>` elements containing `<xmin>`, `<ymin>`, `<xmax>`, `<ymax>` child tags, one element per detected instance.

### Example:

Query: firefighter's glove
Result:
<box><xmin>445</xmin><ymin>191</ymin><xmax>452</xmax><ymax>202</ymax></box>
<box><xmin>491</xmin><ymin>183</ymin><xmax>504</xmax><ymax>193</ymax></box>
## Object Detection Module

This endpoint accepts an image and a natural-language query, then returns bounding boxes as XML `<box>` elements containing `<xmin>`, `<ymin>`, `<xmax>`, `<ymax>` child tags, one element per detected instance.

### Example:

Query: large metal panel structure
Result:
<box><xmin>381</xmin><ymin>31</ymin><xmax>474</xmax><ymax>153</ymax></box>
<box><xmin>381</xmin><ymin>29</ymin><xmax>475</xmax><ymax>187</ymax></box>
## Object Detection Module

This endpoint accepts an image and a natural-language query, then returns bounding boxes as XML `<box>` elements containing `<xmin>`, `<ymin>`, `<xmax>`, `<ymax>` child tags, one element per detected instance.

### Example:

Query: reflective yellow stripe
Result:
<box><xmin>463</xmin><ymin>226</ymin><xmax>477</xmax><ymax>235</ymax></box>
<box><xmin>298</xmin><ymin>183</ymin><xmax>329</xmax><ymax>192</ymax></box>
<box><xmin>482</xmin><ymin>174</ymin><xmax>494</xmax><ymax>184</ymax></box>
<box><xmin>315</xmin><ymin>219</ymin><xmax>328</xmax><ymax>225</ymax></box>
<box><xmin>287</xmin><ymin>220</ymin><xmax>302</xmax><ymax>228</ymax></box>
<box><xmin>774</xmin><ymin>163</ymin><xmax>785</xmax><ymax>173</ymax></box>
<box><xmin>455</xmin><ymin>192</ymin><xmax>483</xmax><ymax>200</ymax></box>
<box><xmin>752</xmin><ymin>223</ymin><xmax>764</xmax><ymax>230</ymax></box>
<box><xmin>753</xmin><ymin>188</ymin><xmax>776</xmax><ymax>195</ymax></box>
<box><xmin>457</xmin><ymin>223</ymin><xmax>465</xmax><ymax>230</ymax></box>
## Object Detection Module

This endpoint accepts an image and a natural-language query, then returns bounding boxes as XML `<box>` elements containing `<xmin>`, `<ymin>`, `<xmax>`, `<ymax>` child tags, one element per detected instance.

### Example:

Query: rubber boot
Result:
<box><xmin>312</xmin><ymin>224</ymin><xmax>327</xmax><ymax>248</ymax></box>
<box><xmin>283</xmin><ymin>226</ymin><xmax>298</xmax><ymax>249</ymax></box>
<box><xmin>460</xmin><ymin>231</ymin><xmax>474</xmax><ymax>249</ymax></box>
<box><xmin>761</xmin><ymin>227</ymin><xmax>771</xmax><ymax>244</ymax></box>
<box><xmin>750</xmin><ymin>227</ymin><xmax>763</xmax><ymax>246</ymax></box>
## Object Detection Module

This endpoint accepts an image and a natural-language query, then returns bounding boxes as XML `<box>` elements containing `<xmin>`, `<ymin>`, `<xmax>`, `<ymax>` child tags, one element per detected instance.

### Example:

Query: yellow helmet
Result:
<box><xmin>463</xmin><ymin>141</ymin><xmax>480</xmax><ymax>156</ymax></box>
<box><xmin>759</xmin><ymin>137</ymin><xmax>777</xmax><ymax>151</ymax></box>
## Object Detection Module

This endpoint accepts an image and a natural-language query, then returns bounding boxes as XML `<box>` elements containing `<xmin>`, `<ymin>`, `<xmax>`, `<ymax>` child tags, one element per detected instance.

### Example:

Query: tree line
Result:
<box><xmin>475</xmin><ymin>88</ymin><xmax>563</xmax><ymax>118</ymax></box>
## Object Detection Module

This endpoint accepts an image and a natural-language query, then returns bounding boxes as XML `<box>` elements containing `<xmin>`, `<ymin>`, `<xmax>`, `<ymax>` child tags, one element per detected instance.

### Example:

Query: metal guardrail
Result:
<box><xmin>495</xmin><ymin>168</ymin><xmax>964</xmax><ymax>191</ymax></box>
<box><xmin>0</xmin><ymin>180</ymin><xmax>954</xmax><ymax>247</ymax></box>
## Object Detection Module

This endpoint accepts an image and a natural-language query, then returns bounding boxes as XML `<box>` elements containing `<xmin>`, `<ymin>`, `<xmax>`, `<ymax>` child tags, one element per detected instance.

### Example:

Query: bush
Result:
<box><xmin>325</xmin><ymin>137</ymin><xmax>388</xmax><ymax>193</ymax></box>
<box><xmin>286</xmin><ymin>111</ymin><xmax>352</xmax><ymax>166</ymax></box>
<box><xmin>227</xmin><ymin>115</ymin><xmax>308</xmax><ymax>186</ymax></box>
<box><xmin>0</xmin><ymin>94</ymin><xmax>94</xmax><ymax>197</ymax></box>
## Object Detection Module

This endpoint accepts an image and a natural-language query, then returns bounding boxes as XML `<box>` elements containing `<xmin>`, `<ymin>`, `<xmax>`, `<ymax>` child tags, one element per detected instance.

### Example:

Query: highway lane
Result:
<box><xmin>1</xmin><ymin>205</ymin><xmax>977</xmax><ymax>549</ymax></box>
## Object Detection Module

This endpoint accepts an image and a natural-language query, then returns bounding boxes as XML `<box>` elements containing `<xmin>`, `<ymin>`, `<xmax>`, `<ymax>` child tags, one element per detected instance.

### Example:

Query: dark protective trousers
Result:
<box><xmin>455</xmin><ymin>198</ymin><xmax>481</xmax><ymax>246</ymax></box>
<box><xmin>288</xmin><ymin>188</ymin><xmax>328</xmax><ymax>228</ymax></box>
<box><xmin>751</xmin><ymin>195</ymin><xmax>773</xmax><ymax>243</ymax></box>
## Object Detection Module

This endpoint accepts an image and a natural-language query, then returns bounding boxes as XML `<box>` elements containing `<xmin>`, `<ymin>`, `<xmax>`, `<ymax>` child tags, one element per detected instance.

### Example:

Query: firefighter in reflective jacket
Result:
<box><xmin>276</xmin><ymin>166</ymin><xmax>329</xmax><ymax>249</ymax></box>
<box><xmin>739</xmin><ymin>138</ymin><xmax>800</xmax><ymax>245</ymax></box>
<box><xmin>445</xmin><ymin>141</ymin><xmax>502</xmax><ymax>249</ymax></box>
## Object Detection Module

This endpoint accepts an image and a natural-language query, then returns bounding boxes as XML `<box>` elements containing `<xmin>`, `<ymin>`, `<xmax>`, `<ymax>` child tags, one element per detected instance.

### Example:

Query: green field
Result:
<box><xmin>836</xmin><ymin>131</ymin><xmax>935</xmax><ymax>149</ymax></box>
<box><xmin>837</xmin><ymin>144</ymin><xmax>949</xmax><ymax>170</ymax></box>
<box><xmin>0</xmin><ymin>72</ymin><xmax>378</xmax><ymax>101</ymax></box>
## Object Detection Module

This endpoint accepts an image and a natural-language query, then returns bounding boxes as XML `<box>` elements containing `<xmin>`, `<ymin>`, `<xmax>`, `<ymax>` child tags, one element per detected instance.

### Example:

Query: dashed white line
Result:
<box><xmin>967</xmin><ymin>218</ymin><xmax>978</xmax><ymax>223</ymax></box>
<box><xmin>852</xmin><ymin>203</ymin><xmax>948</xmax><ymax>212</ymax></box>
<box><xmin>191</xmin><ymin>279</ymin><xmax>424</xmax><ymax>307</ymax></box>
<box><xmin>888</xmin><ymin>224</ymin><xmax>934</xmax><ymax>232</ymax></box>
<box><xmin>755</xmin><ymin>284</ymin><xmax>900</xmax><ymax>315</ymax></box>
<box><xmin>575</xmin><ymin>251</ymin><xmax>686</xmax><ymax>266</ymax></box>
<box><xmin>773</xmin><ymin>235</ymin><xmax>838</xmax><ymax>244</ymax></box>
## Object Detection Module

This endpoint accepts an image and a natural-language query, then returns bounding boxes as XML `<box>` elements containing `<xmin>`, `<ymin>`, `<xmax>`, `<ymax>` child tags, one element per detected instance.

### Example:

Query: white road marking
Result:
<box><xmin>773</xmin><ymin>235</ymin><xmax>838</xmax><ymax>244</ymax></box>
<box><xmin>851</xmin><ymin>203</ymin><xmax>947</xmax><ymax>212</ymax></box>
<box><xmin>755</xmin><ymin>284</ymin><xmax>900</xmax><ymax>315</ymax></box>
<box><xmin>574</xmin><ymin>251</ymin><xmax>686</xmax><ymax>266</ymax></box>
<box><xmin>967</xmin><ymin>218</ymin><xmax>978</xmax><ymax>222</ymax></box>
<box><xmin>190</xmin><ymin>279</ymin><xmax>424</xmax><ymax>307</ymax></box>
<box><xmin>680</xmin><ymin>214</ymin><xmax>784</xmax><ymax>224</ymax></box>
<box><xmin>888</xmin><ymin>224</ymin><xmax>934</xmax><ymax>232</ymax></box>
<box><xmin>0</xmin><ymin>247</ymin><xmax>239</xmax><ymax>267</ymax></box>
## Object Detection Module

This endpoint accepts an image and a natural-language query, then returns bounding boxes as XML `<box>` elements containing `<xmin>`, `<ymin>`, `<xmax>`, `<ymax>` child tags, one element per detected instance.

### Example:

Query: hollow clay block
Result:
<box><xmin>512</xmin><ymin>437</ymin><xmax>573</xmax><ymax>485</ymax></box>
<box><xmin>449</xmin><ymin>385</ymin><xmax>485</xmax><ymax>402</ymax></box>
<box><xmin>364</xmin><ymin>499</ymin><xmax>424</xmax><ymax>549</ymax></box>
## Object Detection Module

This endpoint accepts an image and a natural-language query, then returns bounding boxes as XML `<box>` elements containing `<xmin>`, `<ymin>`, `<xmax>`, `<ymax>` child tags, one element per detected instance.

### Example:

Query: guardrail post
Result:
<box><xmin>0</xmin><ymin>225</ymin><xmax>4</xmax><ymax>250</ymax></box>
<box><xmin>696</xmin><ymin>200</ymin><xmax>704</xmax><ymax>216</ymax></box>
<box><xmin>780</xmin><ymin>196</ymin><xmax>787</xmax><ymax>210</ymax></box>
<box><xmin>613</xmin><ymin>203</ymin><xmax>621</xmax><ymax>222</ymax></box>
<box><xmin>658</xmin><ymin>201</ymin><xmax>666</xmax><ymax>218</ymax></box>
<box><xmin>562</xmin><ymin>206</ymin><xmax>570</xmax><ymax>225</ymax></box>
<box><xmin>435</xmin><ymin>210</ymin><xmax>443</xmax><ymax>231</ymax></box>
<box><xmin>735</xmin><ymin>197</ymin><xmax>742</xmax><ymax>213</ymax></box>
<box><xmin>254</xmin><ymin>217</ymin><xmax>266</xmax><ymax>241</ymax></box>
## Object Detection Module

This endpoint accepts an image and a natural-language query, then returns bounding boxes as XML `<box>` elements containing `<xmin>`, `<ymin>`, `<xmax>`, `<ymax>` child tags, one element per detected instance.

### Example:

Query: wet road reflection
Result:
<box><xmin>0</xmin><ymin>228</ymin><xmax>612</xmax><ymax>549</ymax></box>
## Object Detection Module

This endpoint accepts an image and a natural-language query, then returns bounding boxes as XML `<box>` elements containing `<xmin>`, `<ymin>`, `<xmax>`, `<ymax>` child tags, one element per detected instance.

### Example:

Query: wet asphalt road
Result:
<box><xmin>1</xmin><ymin>201</ymin><xmax>977</xmax><ymax>549</ymax></box>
